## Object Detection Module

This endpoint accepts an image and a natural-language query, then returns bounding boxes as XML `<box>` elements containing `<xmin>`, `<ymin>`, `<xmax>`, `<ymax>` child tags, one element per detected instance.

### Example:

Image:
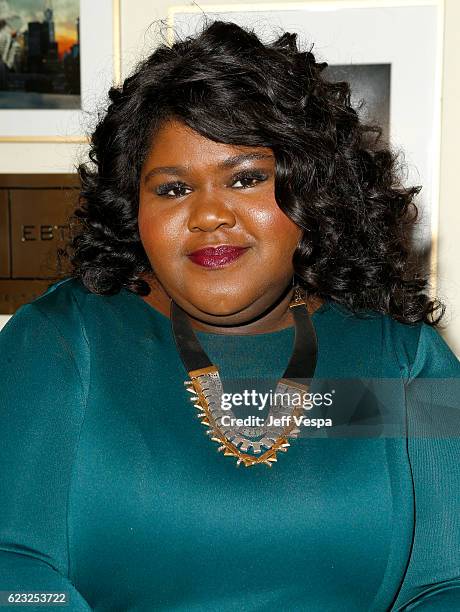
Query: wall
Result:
<box><xmin>1</xmin><ymin>0</ymin><xmax>459</xmax><ymax>355</ymax></box>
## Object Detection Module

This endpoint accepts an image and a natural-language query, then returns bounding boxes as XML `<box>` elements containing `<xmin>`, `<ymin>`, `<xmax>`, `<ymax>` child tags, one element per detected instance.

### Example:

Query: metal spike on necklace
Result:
<box><xmin>170</xmin><ymin>286</ymin><xmax>318</xmax><ymax>468</ymax></box>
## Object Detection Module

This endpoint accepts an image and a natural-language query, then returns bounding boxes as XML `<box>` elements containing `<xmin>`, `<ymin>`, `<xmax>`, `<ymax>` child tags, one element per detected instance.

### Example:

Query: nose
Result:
<box><xmin>187</xmin><ymin>194</ymin><xmax>236</xmax><ymax>232</ymax></box>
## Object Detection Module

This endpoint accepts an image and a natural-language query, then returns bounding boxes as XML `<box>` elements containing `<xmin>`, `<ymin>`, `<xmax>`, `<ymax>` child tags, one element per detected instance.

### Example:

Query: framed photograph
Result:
<box><xmin>167</xmin><ymin>0</ymin><xmax>444</xmax><ymax>295</ymax></box>
<box><xmin>0</xmin><ymin>0</ymin><xmax>121</xmax><ymax>142</ymax></box>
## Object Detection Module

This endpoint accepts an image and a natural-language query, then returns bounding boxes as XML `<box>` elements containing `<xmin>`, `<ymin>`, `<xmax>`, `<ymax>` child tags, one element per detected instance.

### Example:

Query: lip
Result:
<box><xmin>187</xmin><ymin>245</ymin><xmax>250</xmax><ymax>269</ymax></box>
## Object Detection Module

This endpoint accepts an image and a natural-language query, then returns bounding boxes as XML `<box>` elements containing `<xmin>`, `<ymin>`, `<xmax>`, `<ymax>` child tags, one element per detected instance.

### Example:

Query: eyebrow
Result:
<box><xmin>143</xmin><ymin>152</ymin><xmax>274</xmax><ymax>184</ymax></box>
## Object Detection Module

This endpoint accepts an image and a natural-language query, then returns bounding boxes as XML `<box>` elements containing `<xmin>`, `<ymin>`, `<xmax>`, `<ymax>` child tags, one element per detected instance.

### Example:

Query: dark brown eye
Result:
<box><xmin>231</xmin><ymin>170</ymin><xmax>268</xmax><ymax>189</ymax></box>
<box><xmin>155</xmin><ymin>182</ymin><xmax>191</xmax><ymax>198</ymax></box>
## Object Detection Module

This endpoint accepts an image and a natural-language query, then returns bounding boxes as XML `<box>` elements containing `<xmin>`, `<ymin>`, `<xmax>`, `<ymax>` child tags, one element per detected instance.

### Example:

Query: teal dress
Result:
<box><xmin>0</xmin><ymin>277</ymin><xmax>459</xmax><ymax>611</ymax></box>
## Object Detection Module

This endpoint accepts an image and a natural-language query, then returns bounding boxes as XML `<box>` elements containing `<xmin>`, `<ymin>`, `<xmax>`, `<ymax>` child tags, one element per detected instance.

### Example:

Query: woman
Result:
<box><xmin>0</xmin><ymin>19</ymin><xmax>459</xmax><ymax>611</ymax></box>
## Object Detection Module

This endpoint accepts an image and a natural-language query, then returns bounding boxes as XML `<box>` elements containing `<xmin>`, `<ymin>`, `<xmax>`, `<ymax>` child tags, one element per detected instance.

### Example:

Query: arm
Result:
<box><xmin>0</xmin><ymin>303</ymin><xmax>92</xmax><ymax>611</ymax></box>
<box><xmin>392</xmin><ymin>324</ymin><xmax>460</xmax><ymax>610</ymax></box>
<box><xmin>394</xmin><ymin>580</ymin><xmax>460</xmax><ymax>610</ymax></box>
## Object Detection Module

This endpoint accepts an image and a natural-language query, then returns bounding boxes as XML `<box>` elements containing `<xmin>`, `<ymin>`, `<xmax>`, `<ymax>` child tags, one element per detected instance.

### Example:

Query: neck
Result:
<box><xmin>139</xmin><ymin>274</ymin><xmax>323</xmax><ymax>335</ymax></box>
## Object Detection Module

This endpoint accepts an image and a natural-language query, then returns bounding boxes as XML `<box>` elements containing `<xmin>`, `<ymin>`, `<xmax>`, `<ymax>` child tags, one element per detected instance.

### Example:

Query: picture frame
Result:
<box><xmin>0</xmin><ymin>0</ymin><xmax>121</xmax><ymax>143</ymax></box>
<box><xmin>167</xmin><ymin>0</ymin><xmax>444</xmax><ymax>298</ymax></box>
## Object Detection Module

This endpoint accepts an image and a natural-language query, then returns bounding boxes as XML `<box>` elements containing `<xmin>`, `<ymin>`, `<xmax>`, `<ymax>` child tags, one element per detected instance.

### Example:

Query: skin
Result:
<box><xmin>137</xmin><ymin>118</ymin><xmax>323</xmax><ymax>335</ymax></box>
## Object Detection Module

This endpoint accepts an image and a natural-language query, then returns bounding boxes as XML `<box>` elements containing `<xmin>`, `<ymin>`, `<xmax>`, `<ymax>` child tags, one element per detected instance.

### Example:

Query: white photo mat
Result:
<box><xmin>0</xmin><ymin>0</ymin><xmax>121</xmax><ymax>142</ymax></box>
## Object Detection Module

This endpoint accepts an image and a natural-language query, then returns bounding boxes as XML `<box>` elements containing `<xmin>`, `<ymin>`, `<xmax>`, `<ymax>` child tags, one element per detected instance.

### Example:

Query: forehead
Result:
<box><xmin>142</xmin><ymin>118</ymin><xmax>274</xmax><ymax>167</ymax></box>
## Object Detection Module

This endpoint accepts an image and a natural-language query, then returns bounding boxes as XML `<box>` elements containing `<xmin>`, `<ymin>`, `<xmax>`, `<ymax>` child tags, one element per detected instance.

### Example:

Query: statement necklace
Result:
<box><xmin>170</xmin><ymin>287</ymin><xmax>318</xmax><ymax>468</ymax></box>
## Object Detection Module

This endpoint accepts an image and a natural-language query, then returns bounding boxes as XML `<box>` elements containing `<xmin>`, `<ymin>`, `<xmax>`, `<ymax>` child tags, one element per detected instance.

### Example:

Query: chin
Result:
<box><xmin>186</xmin><ymin>293</ymin><xmax>251</xmax><ymax>319</ymax></box>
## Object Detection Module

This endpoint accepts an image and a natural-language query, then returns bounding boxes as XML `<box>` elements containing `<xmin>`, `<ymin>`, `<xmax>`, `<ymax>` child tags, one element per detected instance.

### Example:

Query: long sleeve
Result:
<box><xmin>392</xmin><ymin>324</ymin><xmax>460</xmax><ymax>611</ymax></box>
<box><xmin>0</xmin><ymin>302</ymin><xmax>92</xmax><ymax>611</ymax></box>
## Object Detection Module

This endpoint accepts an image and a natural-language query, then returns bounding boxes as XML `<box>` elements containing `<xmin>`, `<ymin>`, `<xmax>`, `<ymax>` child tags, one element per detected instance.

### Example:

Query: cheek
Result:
<box><xmin>138</xmin><ymin>202</ymin><xmax>183</xmax><ymax>262</ymax></box>
<box><xmin>246</xmin><ymin>205</ymin><xmax>302</xmax><ymax>257</ymax></box>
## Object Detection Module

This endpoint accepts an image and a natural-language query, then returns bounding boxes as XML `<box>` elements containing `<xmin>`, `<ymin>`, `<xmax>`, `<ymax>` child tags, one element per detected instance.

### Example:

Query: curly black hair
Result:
<box><xmin>59</xmin><ymin>18</ymin><xmax>445</xmax><ymax>327</ymax></box>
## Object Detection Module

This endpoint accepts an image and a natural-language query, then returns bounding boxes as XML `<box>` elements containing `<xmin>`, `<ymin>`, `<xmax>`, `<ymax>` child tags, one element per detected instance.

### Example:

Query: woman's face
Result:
<box><xmin>138</xmin><ymin>118</ymin><xmax>302</xmax><ymax>326</ymax></box>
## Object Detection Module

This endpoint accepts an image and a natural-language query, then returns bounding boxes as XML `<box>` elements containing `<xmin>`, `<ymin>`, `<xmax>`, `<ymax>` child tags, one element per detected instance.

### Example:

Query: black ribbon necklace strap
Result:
<box><xmin>282</xmin><ymin>298</ymin><xmax>318</xmax><ymax>383</ymax></box>
<box><xmin>170</xmin><ymin>288</ymin><xmax>318</xmax><ymax>383</ymax></box>
<box><xmin>170</xmin><ymin>300</ymin><xmax>213</xmax><ymax>373</ymax></box>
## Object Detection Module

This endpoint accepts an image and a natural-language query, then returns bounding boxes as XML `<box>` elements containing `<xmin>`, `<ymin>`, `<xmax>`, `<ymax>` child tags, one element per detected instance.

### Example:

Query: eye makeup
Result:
<box><xmin>154</xmin><ymin>168</ymin><xmax>270</xmax><ymax>198</ymax></box>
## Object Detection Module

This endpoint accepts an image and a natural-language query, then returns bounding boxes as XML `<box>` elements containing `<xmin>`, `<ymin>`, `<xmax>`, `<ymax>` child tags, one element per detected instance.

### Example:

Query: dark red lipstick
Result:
<box><xmin>187</xmin><ymin>245</ymin><xmax>249</xmax><ymax>268</ymax></box>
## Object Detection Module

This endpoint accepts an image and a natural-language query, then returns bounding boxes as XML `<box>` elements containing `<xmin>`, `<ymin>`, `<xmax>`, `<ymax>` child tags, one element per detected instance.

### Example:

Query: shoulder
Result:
<box><xmin>323</xmin><ymin>301</ymin><xmax>459</xmax><ymax>380</ymax></box>
<box><xmin>0</xmin><ymin>278</ymin><xmax>95</xmax><ymax>388</ymax></box>
<box><xmin>379</xmin><ymin>313</ymin><xmax>459</xmax><ymax>380</ymax></box>
<box><xmin>4</xmin><ymin>276</ymin><xmax>136</xmax><ymax>341</ymax></box>
<box><xmin>30</xmin><ymin>275</ymin><xmax>95</xmax><ymax>316</ymax></box>
<box><xmin>1</xmin><ymin>276</ymin><xmax>169</xmax><ymax>359</ymax></box>
<box><xmin>1</xmin><ymin>278</ymin><xmax>90</xmax><ymax>352</ymax></box>
<box><xmin>407</xmin><ymin>321</ymin><xmax>460</xmax><ymax>379</ymax></box>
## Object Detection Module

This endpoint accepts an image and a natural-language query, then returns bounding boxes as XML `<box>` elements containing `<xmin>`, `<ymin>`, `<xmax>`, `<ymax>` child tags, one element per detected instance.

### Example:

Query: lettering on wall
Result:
<box><xmin>0</xmin><ymin>176</ymin><xmax>79</xmax><ymax>314</ymax></box>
